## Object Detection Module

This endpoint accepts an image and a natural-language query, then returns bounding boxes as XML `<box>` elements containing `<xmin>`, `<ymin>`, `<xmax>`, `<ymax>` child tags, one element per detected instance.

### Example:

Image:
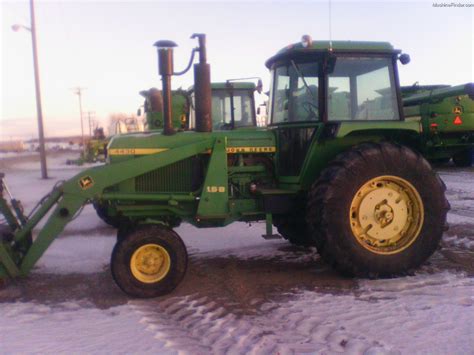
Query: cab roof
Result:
<box><xmin>265</xmin><ymin>40</ymin><xmax>398</xmax><ymax>68</ymax></box>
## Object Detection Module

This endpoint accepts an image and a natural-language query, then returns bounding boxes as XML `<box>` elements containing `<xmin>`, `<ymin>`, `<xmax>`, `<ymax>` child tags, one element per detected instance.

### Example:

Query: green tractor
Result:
<box><xmin>66</xmin><ymin>127</ymin><xmax>109</xmax><ymax>165</ymax></box>
<box><xmin>139</xmin><ymin>87</ymin><xmax>190</xmax><ymax>131</ymax></box>
<box><xmin>0</xmin><ymin>34</ymin><xmax>449</xmax><ymax>298</ymax></box>
<box><xmin>139</xmin><ymin>81</ymin><xmax>261</xmax><ymax>131</ymax></box>
<box><xmin>402</xmin><ymin>83</ymin><xmax>474</xmax><ymax>166</ymax></box>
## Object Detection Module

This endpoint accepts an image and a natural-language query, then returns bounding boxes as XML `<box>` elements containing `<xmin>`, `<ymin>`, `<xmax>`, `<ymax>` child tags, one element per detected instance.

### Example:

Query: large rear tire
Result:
<box><xmin>306</xmin><ymin>142</ymin><xmax>449</xmax><ymax>277</ymax></box>
<box><xmin>111</xmin><ymin>225</ymin><xmax>188</xmax><ymax>298</ymax></box>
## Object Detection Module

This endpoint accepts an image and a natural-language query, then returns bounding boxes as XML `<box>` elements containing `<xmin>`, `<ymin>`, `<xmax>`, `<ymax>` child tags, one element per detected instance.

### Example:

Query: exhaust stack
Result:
<box><xmin>154</xmin><ymin>40</ymin><xmax>177</xmax><ymax>135</ymax></box>
<box><xmin>192</xmin><ymin>34</ymin><xmax>212</xmax><ymax>133</ymax></box>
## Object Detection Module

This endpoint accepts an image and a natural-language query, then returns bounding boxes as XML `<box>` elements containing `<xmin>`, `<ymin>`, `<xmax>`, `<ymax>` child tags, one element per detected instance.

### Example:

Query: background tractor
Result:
<box><xmin>0</xmin><ymin>34</ymin><xmax>449</xmax><ymax>298</ymax></box>
<box><xmin>139</xmin><ymin>80</ymin><xmax>262</xmax><ymax>132</ymax></box>
<box><xmin>66</xmin><ymin>127</ymin><xmax>109</xmax><ymax>166</ymax></box>
<box><xmin>402</xmin><ymin>82</ymin><xmax>474</xmax><ymax>166</ymax></box>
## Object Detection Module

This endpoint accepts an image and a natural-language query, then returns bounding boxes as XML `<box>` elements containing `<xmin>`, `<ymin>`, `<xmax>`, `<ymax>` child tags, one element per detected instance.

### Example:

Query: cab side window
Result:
<box><xmin>328</xmin><ymin>57</ymin><xmax>399</xmax><ymax>121</ymax></box>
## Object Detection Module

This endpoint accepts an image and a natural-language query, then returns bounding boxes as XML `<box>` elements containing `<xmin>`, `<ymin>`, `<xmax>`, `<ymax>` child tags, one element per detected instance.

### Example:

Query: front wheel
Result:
<box><xmin>306</xmin><ymin>142</ymin><xmax>449</xmax><ymax>277</ymax></box>
<box><xmin>111</xmin><ymin>225</ymin><xmax>188</xmax><ymax>298</ymax></box>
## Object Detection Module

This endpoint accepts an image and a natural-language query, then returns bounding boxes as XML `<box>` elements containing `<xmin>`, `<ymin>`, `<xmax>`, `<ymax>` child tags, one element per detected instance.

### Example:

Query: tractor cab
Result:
<box><xmin>188</xmin><ymin>82</ymin><xmax>258</xmax><ymax>130</ymax></box>
<box><xmin>265</xmin><ymin>36</ymin><xmax>410</xmax><ymax>179</ymax></box>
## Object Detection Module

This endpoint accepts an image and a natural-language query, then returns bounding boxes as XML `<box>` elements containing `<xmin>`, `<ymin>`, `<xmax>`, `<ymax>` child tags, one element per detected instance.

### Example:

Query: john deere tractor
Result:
<box><xmin>0</xmin><ymin>34</ymin><xmax>449</xmax><ymax>298</ymax></box>
<box><xmin>139</xmin><ymin>81</ymin><xmax>261</xmax><ymax>132</ymax></box>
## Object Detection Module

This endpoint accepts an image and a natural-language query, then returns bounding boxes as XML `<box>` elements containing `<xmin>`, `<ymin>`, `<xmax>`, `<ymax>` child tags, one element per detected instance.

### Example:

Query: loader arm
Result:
<box><xmin>0</xmin><ymin>139</ymin><xmax>213</xmax><ymax>280</ymax></box>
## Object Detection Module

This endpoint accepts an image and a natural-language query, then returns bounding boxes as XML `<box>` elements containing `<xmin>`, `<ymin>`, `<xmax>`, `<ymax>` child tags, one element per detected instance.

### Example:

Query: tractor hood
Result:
<box><xmin>107</xmin><ymin>129</ymin><xmax>276</xmax><ymax>162</ymax></box>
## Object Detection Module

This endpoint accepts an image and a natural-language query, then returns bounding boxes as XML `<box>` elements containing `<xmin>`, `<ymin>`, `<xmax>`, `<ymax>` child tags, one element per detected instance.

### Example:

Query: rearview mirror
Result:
<box><xmin>256</xmin><ymin>79</ymin><xmax>263</xmax><ymax>94</ymax></box>
<box><xmin>137</xmin><ymin>108</ymin><xmax>142</xmax><ymax>116</ymax></box>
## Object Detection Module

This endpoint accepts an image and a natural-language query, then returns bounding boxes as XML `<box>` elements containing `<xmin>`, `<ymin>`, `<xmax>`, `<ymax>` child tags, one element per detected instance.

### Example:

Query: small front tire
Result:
<box><xmin>111</xmin><ymin>225</ymin><xmax>188</xmax><ymax>298</ymax></box>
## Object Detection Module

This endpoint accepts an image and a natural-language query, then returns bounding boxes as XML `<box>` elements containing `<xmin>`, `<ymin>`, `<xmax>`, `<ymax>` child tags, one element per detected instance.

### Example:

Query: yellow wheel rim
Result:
<box><xmin>130</xmin><ymin>244</ymin><xmax>171</xmax><ymax>283</ymax></box>
<box><xmin>349</xmin><ymin>175</ymin><xmax>424</xmax><ymax>255</ymax></box>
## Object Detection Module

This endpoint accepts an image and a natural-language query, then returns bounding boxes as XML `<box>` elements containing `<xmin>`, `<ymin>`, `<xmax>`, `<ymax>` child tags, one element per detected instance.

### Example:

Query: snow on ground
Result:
<box><xmin>1</xmin><ymin>153</ymin><xmax>473</xmax><ymax>354</ymax></box>
<box><xmin>0</xmin><ymin>302</ymin><xmax>167</xmax><ymax>353</ymax></box>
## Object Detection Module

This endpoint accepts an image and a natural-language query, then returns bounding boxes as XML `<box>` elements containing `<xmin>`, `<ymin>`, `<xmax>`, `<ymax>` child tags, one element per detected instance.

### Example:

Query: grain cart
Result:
<box><xmin>402</xmin><ymin>83</ymin><xmax>474</xmax><ymax>166</ymax></box>
<box><xmin>0</xmin><ymin>34</ymin><xmax>449</xmax><ymax>298</ymax></box>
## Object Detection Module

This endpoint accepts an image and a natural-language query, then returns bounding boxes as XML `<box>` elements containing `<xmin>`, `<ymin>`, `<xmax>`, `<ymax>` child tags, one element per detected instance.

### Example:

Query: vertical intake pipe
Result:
<box><xmin>154</xmin><ymin>40</ymin><xmax>177</xmax><ymax>135</ymax></box>
<box><xmin>192</xmin><ymin>34</ymin><xmax>212</xmax><ymax>133</ymax></box>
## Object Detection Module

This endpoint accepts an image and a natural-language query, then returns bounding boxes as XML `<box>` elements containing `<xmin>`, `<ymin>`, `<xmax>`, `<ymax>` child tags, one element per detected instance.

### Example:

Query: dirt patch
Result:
<box><xmin>161</xmin><ymin>247</ymin><xmax>356</xmax><ymax>316</ymax></box>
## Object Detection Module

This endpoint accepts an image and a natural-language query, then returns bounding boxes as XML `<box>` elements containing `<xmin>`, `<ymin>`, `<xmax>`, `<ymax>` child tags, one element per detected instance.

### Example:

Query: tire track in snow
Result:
<box><xmin>128</xmin><ymin>250</ymin><xmax>392</xmax><ymax>354</ymax></box>
<box><xmin>129</xmin><ymin>241</ymin><xmax>474</xmax><ymax>354</ymax></box>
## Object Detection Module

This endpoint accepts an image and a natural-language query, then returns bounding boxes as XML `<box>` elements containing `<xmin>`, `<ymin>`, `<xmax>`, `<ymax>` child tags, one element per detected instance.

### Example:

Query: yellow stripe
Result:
<box><xmin>108</xmin><ymin>146</ymin><xmax>276</xmax><ymax>156</ymax></box>
<box><xmin>108</xmin><ymin>148</ymin><xmax>169</xmax><ymax>156</ymax></box>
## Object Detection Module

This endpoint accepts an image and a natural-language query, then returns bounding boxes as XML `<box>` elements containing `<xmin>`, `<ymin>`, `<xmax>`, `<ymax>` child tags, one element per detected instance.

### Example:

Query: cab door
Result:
<box><xmin>270</xmin><ymin>60</ymin><xmax>324</xmax><ymax>178</ymax></box>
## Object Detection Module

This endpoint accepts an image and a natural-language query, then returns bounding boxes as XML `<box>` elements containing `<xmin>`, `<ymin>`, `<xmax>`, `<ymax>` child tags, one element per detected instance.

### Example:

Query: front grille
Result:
<box><xmin>135</xmin><ymin>158</ymin><xmax>194</xmax><ymax>193</ymax></box>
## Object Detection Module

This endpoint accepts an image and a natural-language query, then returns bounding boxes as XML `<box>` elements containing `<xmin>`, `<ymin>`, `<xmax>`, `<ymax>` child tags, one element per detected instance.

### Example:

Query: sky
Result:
<box><xmin>1</xmin><ymin>0</ymin><xmax>473</xmax><ymax>139</ymax></box>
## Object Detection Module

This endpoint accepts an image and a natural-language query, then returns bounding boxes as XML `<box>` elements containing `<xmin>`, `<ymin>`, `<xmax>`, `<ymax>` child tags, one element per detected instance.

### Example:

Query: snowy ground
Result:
<box><xmin>0</xmin><ymin>152</ymin><xmax>473</xmax><ymax>354</ymax></box>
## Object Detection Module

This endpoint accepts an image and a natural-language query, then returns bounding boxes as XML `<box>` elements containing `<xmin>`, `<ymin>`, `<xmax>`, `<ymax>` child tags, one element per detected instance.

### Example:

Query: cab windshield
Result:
<box><xmin>269</xmin><ymin>56</ymin><xmax>400</xmax><ymax>123</ymax></box>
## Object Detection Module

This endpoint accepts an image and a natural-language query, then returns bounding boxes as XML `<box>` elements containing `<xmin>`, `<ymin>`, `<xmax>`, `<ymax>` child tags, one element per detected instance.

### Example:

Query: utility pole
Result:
<box><xmin>12</xmin><ymin>0</ymin><xmax>48</xmax><ymax>178</ymax></box>
<box><xmin>72</xmin><ymin>87</ymin><xmax>86</xmax><ymax>153</ymax></box>
<box><xmin>87</xmin><ymin>111</ymin><xmax>95</xmax><ymax>137</ymax></box>
<box><xmin>30</xmin><ymin>0</ymin><xmax>48</xmax><ymax>178</ymax></box>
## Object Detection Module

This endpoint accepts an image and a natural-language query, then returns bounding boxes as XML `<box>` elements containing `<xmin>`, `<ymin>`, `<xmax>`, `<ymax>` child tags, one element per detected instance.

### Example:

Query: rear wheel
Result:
<box><xmin>306</xmin><ymin>142</ymin><xmax>449</xmax><ymax>277</ymax></box>
<box><xmin>452</xmin><ymin>148</ymin><xmax>473</xmax><ymax>167</ymax></box>
<box><xmin>111</xmin><ymin>225</ymin><xmax>188</xmax><ymax>298</ymax></box>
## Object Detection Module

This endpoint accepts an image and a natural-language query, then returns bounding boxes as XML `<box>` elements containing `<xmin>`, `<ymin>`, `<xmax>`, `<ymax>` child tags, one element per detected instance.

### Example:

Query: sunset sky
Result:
<box><xmin>1</xmin><ymin>0</ymin><xmax>472</xmax><ymax>139</ymax></box>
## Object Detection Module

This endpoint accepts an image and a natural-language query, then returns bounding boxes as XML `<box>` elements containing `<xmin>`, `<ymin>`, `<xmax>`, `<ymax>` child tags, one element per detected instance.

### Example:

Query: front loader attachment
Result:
<box><xmin>0</xmin><ymin>138</ymin><xmax>213</xmax><ymax>283</ymax></box>
<box><xmin>0</xmin><ymin>174</ymin><xmax>82</xmax><ymax>279</ymax></box>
